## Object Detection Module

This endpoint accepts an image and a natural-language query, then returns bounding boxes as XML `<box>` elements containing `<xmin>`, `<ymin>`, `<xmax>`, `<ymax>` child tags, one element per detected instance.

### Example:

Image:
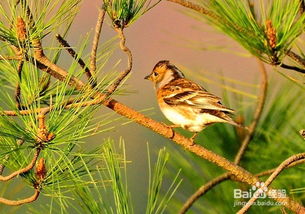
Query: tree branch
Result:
<box><xmin>0</xmin><ymin>148</ymin><xmax>41</xmax><ymax>181</ymax></box>
<box><xmin>280</xmin><ymin>63</ymin><xmax>305</xmax><ymax>74</ymax></box>
<box><xmin>105</xmin><ymin>27</ymin><xmax>133</xmax><ymax>96</ymax></box>
<box><xmin>286</xmin><ymin>50</ymin><xmax>305</xmax><ymax>69</ymax></box>
<box><xmin>15</xmin><ymin>60</ymin><xmax>24</xmax><ymax>109</ymax></box>
<box><xmin>238</xmin><ymin>153</ymin><xmax>305</xmax><ymax>214</ymax></box>
<box><xmin>179</xmin><ymin>173</ymin><xmax>231</xmax><ymax>214</ymax></box>
<box><xmin>0</xmin><ymin>187</ymin><xmax>40</xmax><ymax>206</ymax></box>
<box><xmin>90</xmin><ymin>7</ymin><xmax>106</xmax><ymax>75</ymax></box>
<box><xmin>56</xmin><ymin>34</ymin><xmax>97</xmax><ymax>87</ymax></box>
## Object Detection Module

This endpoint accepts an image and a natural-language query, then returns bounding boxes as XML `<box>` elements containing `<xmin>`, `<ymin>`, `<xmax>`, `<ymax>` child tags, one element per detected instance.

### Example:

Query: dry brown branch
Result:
<box><xmin>0</xmin><ymin>56</ymin><xmax>21</xmax><ymax>61</ymax></box>
<box><xmin>0</xmin><ymin>148</ymin><xmax>41</xmax><ymax>181</ymax></box>
<box><xmin>105</xmin><ymin>28</ymin><xmax>133</xmax><ymax>96</ymax></box>
<box><xmin>5</xmin><ymin>38</ymin><xmax>303</xmax><ymax>212</ymax></box>
<box><xmin>238</xmin><ymin>153</ymin><xmax>305</xmax><ymax>214</ymax></box>
<box><xmin>286</xmin><ymin>50</ymin><xmax>305</xmax><ymax>69</ymax></box>
<box><xmin>300</xmin><ymin>0</ymin><xmax>305</xmax><ymax>14</ymax></box>
<box><xmin>15</xmin><ymin>60</ymin><xmax>24</xmax><ymax>109</ymax></box>
<box><xmin>56</xmin><ymin>34</ymin><xmax>97</xmax><ymax>87</ymax></box>
<box><xmin>180</xmin><ymin>158</ymin><xmax>305</xmax><ymax>214</ymax></box>
<box><xmin>255</xmin><ymin>159</ymin><xmax>305</xmax><ymax>177</ymax></box>
<box><xmin>166</xmin><ymin>0</ymin><xmax>249</xmax><ymax>35</ymax></box>
<box><xmin>280</xmin><ymin>63</ymin><xmax>305</xmax><ymax>74</ymax></box>
<box><xmin>180</xmin><ymin>59</ymin><xmax>268</xmax><ymax>213</ymax></box>
<box><xmin>0</xmin><ymin>155</ymin><xmax>10</xmax><ymax>175</ymax></box>
<box><xmin>90</xmin><ymin>7</ymin><xmax>106</xmax><ymax>74</ymax></box>
<box><xmin>0</xmin><ymin>96</ymin><xmax>102</xmax><ymax>116</ymax></box>
<box><xmin>0</xmin><ymin>187</ymin><xmax>40</xmax><ymax>206</ymax></box>
<box><xmin>179</xmin><ymin>173</ymin><xmax>231</xmax><ymax>214</ymax></box>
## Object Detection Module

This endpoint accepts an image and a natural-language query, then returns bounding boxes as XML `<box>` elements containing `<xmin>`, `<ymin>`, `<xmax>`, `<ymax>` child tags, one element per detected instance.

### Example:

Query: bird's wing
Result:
<box><xmin>163</xmin><ymin>87</ymin><xmax>234</xmax><ymax>113</ymax></box>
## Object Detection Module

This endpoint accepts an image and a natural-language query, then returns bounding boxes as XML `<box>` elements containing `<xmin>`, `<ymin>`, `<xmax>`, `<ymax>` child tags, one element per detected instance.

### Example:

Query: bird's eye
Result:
<box><xmin>153</xmin><ymin>72</ymin><xmax>158</xmax><ymax>76</ymax></box>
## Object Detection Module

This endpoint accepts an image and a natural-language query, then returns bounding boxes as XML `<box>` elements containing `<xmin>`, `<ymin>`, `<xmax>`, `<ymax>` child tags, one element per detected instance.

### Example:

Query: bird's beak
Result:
<box><xmin>144</xmin><ymin>74</ymin><xmax>151</xmax><ymax>80</ymax></box>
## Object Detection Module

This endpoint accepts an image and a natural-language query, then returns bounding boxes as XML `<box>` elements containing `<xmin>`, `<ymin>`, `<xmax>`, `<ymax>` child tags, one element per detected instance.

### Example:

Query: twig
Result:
<box><xmin>166</xmin><ymin>0</ymin><xmax>249</xmax><ymax>36</ymax></box>
<box><xmin>255</xmin><ymin>159</ymin><xmax>305</xmax><ymax>177</ymax></box>
<box><xmin>238</xmin><ymin>153</ymin><xmax>305</xmax><ymax>214</ymax></box>
<box><xmin>179</xmin><ymin>173</ymin><xmax>230</xmax><ymax>214</ymax></box>
<box><xmin>280</xmin><ymin>63</ymin><xmax>305</xmax><ymax>74</ymax></box>
<box><xmin>0</xmin><ymin>140</ymin><xmax>24</xmax><ymax>175</ymax></box>
<box><xmin>0</xmin><ymin>148</ymin><xmax>41</xmax><ymax>181</ymax></box>
<box><xmin>105</xmin><ymin>28</ymin><xmax>133</xmax><ymax>96</ymax></box>
<box><xmin>0</xmin><ymin>96</ymin><xmax>103</xmax><ymax>116</ymax></box>
<box><xmin>286</xmin><ymin>50</ymin><xmax>305</xmax><ymax>69</ymax></box>
<box><xmin>300</xmin><ymin>0</ymin><xmax>305</xmax><ymax>14</ymax></box>
<box><xmin>90</xmin><ymin>7</ymin><xmax>106</xmax><ymax>75</ymax></box>
<box><xmin>15</xmin><ymin>60</ymin><xmax>24</xmax><ymax>109</ymax></box>
<box><xmin>0</xmin><ymin>187</ymin><xmax>40</xmax><ymax>206</ymax></box>
<box><xmin>56</xmin><ymin>34</ymin><xmax>97</xmax><ymax>87</ymax></box>
<box><xmin>0</xmin><ymin>56</ymin><xmax>21</xmax><ymax>61</ymax></box>
<box><xmin>0</xmin><ymin>155</ymin><xmax>10</xmax><ymax>175</ymax></box>
<box><xmin>234</xmin><ymin>59</ymin><xmax>268</xmax><ymax>164</ymax></box>
<box><xmin>180</xmin><ymin>158</ymin><xmax>305</xmax><ymax>214</ymax></box>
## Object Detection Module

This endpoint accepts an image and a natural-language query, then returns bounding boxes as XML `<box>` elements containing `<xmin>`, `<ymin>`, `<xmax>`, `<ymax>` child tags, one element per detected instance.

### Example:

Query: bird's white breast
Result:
<box><xmin>160</xmin><ymin>106</ymin><xmax>226</xmax><ymax>132</ymax></box>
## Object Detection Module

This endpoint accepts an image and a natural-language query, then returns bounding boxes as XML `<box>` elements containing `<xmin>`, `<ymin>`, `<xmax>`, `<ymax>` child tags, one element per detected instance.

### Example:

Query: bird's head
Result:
<box><xmin>144</xmin><ymin>60</ymin><xmax>185</xmax><ymax>89</ymax></box>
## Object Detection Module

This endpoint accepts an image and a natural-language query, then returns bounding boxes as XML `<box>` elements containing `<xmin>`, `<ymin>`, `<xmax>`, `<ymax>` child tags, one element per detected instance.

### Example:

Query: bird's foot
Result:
<box><xmin>162</xmin><ymin>123</ymin><xmax>180</xmax><ymax>139</ymax></box>
<box><xmin>190</xmin><ymin>132</ymin><xmax>198</xmax><ymax>145</ymax></box>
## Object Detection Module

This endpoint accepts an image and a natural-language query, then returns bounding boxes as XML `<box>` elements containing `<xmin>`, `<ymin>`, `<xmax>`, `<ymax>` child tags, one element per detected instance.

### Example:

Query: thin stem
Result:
<box><xmin>300</xmin><ymin>0</ymin><xmax>305</xmax><ymax>14</ymax></box>
<box><xmin>180</xmin><ymin>157</ymin><xmax>305</xmax><ymax>214</ymax></box>
<box><xmin>105</xmin><ymin>28</ymin><xmax>133</xmax><ymax>96</ymax></box>
<box><xmin>280</xmin><ymin>63</ymin><xmax>305</xmax><ymax>74</ymax></box>
<box><xmin>15</xmin><ymin>60</ymin><xmax>24</xmax><ymax>109</ymax></box>
<box><xmin>255</xmin><ymin>159</ymin><xmax>305</xmax><ymax>177</ymax></box>
<box><xmin>0</xmin><ymin>148</ymin><xmax>41</xmax><ymax>181</ymax></box>
<box><xmin>0</xmin><ymin>155</ymin><xmax>10</xmax><ymax>175</ymax></box>
<box><xmin>179</xmin><ymin>173</ymin><xmax>230</xmax><ymax>214</ymax></box>
<box><xmin>238</xmin><ymin>153</ymin><xmax>305</xmax><ymax>214</ymax></box>
<box><xmin>56</xmin><ymin>34</ymin><xmax>97</xmax><ymax>87</ymax></box>
<box><xmin>234</xmin><ymin>59</ymin><xmax>268</xmax><ymax>164</ymax></box>
<box><xmin>0</xmin><ymin>96</ymin><xmax>102</xmax><ymax>116</ymax></box>
<box><xmin>0</xmin><ymin>56</ymin><xmax>21</xmax><ymax>61</ymax></box>
<box><xmin>0</xmin><ymin>187</ymin><xmax>40</xmax><ymax>206</ymax></box>
<box><xmin>286</xmin><ymin>50</ymin><xmax>305</xmax><ymax>69</ymax></box>
<box><xmin>90</xmin><ymin>7</ymin><xmax>106</xmax><ymax>75</ymax></box>
<box><xmin>166</xmin><ymin>0</ymin><xmax>249</xmax><ymax>35</ymax></box>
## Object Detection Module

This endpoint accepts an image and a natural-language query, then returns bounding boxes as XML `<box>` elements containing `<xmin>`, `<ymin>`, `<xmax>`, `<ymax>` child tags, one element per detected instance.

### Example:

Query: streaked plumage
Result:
<box><xmin>145</xmin><ymin>60</ymin><xmax>239</xmax><ymax>140</ymax></box>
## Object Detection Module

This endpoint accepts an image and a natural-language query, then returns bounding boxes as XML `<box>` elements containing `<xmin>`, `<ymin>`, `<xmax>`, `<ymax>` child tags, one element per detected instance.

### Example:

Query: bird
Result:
<box><xmin>144</xmin><ymin>60</ymin><xmax>241</xmax><ymax>142</ymax></box>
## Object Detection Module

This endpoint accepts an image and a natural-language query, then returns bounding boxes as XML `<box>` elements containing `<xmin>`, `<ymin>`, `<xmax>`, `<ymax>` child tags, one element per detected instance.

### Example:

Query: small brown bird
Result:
<box><xmin>145</xmin><ymin>60</ymin><xmax>240</xmax><ymax>142</ymax></box>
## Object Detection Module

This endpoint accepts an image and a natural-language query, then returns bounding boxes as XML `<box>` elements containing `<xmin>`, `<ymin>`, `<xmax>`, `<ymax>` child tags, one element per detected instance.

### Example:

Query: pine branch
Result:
<box><xmin>179</xmin><ymin>173</ymin><xmax>230</xmax><ymax>214</ymax></box>
<box><xmin>90</xmin><ymin>7</ymin><xmax>106</xmax><ymax>75</ymax></box>
<box><xmin>238</xmin><ymin>153</ymin><xmax>305</xmax><ymax>214</ymax></box>
<box><xmin>56</xmin><ymin>34</ymin><xmax>97</xmax><ymax>88</ymax></box>
<box><xmin>0</xmin><ymin>148</ymin><xmax>41</xmax><ymax>182</ymax></box>
<box><xmin>15</xmin><ymin>60</ymin><xmax>24</xmax><ymax>109</ymax></box>
<box><xmin>280</xmin><ymin>63</ymin><xmax>305</xmax><ymax>74</ymax></box>
<box><xmin>105</xmin><ymin>27</ymin><xmax>133</xmax><ymax>96</ymax></box>
<box><xmin>0</xmin><ymin>188</ymin><xmax>40</xmax><ymax>206</ymax></box>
